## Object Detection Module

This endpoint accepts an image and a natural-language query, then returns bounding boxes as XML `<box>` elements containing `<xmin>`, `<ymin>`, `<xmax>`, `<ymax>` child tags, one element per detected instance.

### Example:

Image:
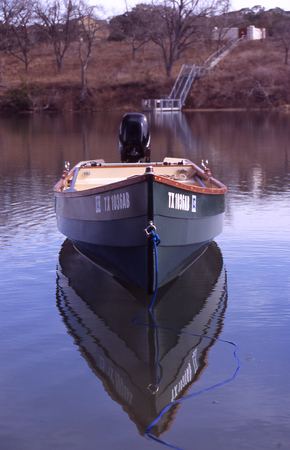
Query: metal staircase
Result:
<box><xmin>168</xmin><ymin>64</ymin><xmax>201</xmax><ymax>107</ymax></box>
<box><xmin>142</xmin><ymin>38</ymin><xmax>242</xmax><ymax>111</ymax></box>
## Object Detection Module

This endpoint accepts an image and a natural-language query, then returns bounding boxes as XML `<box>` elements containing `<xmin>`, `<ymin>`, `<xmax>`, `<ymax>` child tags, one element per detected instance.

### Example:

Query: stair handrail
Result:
<box><xmin>169</xmin><ymin>64</ymin><xmax>189</xmax><ymax>99</ymax></box>
<box><xmin>203</xmin><ymin>37</ymin><xmax>242</xmax><ymax>69</ymax></box>
<box><xmin>179</xmin><ymin>65</ymin><xmax>199</xmax><ymax>106</ymax></box>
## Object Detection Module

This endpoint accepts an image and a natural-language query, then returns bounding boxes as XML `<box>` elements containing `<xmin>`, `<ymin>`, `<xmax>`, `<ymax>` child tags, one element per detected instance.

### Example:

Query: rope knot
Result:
<box><xmin>145</xmin><ymin>221</ymin><xmax>160</xmax><ymax>246</ymax></box>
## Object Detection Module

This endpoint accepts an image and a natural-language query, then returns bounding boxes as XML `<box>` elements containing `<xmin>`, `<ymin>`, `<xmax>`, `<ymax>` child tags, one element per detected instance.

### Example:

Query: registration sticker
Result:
<box><xmin>95</xmin><ymin>195</ymin><xmax>101</xmax><ymax>213</ymax></box>
<box><xmin>191</xmin><ymin>195</ymin><xmax>196</xmax><ymax>212</ymax></box>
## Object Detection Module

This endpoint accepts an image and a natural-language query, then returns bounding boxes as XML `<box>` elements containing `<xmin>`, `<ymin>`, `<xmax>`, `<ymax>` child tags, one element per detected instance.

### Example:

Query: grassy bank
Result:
<box><xmin>0</xmin><ymin>38</ymin><xmax>289</xmax><ymax>112</ymax></box>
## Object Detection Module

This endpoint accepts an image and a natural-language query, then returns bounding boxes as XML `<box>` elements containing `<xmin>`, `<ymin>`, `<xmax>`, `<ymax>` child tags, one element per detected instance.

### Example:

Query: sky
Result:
<box><xmin>97</xmin><ymin>0</ymin><xmax>289</xmax><ymax>18</ymax></box>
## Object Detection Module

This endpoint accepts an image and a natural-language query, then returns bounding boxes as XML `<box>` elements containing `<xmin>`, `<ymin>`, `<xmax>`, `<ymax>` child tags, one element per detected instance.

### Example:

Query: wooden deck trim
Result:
<box><xmin>153</xmin><ymin>175</ymin><xmax>227</xmax><ymax>195</ymax></box>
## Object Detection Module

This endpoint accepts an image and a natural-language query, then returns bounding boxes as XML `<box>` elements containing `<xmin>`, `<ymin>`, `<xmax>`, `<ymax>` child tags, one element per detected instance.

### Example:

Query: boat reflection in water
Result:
<box><xmin>56</xmin><ymin>240</ymin><xmax>227</xmax><ymax>438</ymax></box>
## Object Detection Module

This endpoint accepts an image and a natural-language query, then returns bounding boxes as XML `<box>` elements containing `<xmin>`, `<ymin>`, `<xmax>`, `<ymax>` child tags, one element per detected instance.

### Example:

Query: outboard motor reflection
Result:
<box><xmin>119</xmin><ymin>113</ymin><xmax>151</xmax><ymax>163</ymax></box>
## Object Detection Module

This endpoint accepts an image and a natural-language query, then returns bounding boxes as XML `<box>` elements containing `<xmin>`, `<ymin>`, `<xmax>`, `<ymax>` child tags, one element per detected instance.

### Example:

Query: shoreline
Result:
<box><xmin>0</xmin><ymin>82</ymin><xmax>289</xmax><ymax>114</ymax></box>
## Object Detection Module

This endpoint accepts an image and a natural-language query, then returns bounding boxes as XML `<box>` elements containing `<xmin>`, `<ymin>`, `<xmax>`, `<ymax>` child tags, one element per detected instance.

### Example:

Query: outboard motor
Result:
<box><xmin>119</xmin><ymin>113</ymin><xmax>150</xmax><ymax>163</ymax></box>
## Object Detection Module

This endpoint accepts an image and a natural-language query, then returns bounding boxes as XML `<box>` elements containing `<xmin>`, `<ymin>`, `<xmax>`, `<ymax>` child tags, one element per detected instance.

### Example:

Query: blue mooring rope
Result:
<box><xmin>148</xmin><ymin>228</ymin><xmax>160</xmax><ymax>314</ymax></box>
<box><xmin>140</xmin><ymin>227</ymin><xmax>240</xmax><ymax>450</ymax></box>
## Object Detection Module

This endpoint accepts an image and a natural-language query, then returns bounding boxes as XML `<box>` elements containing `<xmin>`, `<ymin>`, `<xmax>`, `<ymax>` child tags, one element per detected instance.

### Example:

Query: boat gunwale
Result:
<box><xmin>154</xmin><ymin>175</ymin><xmax>227</xmax><ymax>194</ymax></box>
<box><xmin>54</xmin><ymin>174</ymin><xmax>227</xmax><ymax>198</ymax></box>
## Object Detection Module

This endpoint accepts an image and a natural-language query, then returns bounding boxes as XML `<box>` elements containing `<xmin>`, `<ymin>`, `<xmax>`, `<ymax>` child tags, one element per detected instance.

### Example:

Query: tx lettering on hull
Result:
<box><xmin>168</xmin><ymin>192</ymin><xmax>197</xmax><ymax>212</ymax></box>
<box><xmin>171</xmin><ymin>348</ymin><xmax>198</xmax><ymax>402</ymax></box>
<box><xmin>95</xmin><ymin>192</ymin><xmax>130</xmax><ymax>213</ymax></box>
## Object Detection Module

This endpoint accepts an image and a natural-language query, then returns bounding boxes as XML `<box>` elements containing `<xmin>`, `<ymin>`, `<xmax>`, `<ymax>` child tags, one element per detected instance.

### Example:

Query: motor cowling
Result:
<box><xmin>119</xmin><ymin>113</ymin><xmax>150</xmax><ymax>163</ymax></box>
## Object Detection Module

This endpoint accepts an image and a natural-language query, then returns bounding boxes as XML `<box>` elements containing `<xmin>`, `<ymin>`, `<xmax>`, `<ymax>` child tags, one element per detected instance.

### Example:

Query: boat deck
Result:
<box><xmin>74</xmin><ymin>164</ymin><xmax>205</xmax><ymax>191</ymax></box>
<box><xmin>54</xmin><ymin>158</ymin><xmax>226</xmax><ymax>194</ymax></box>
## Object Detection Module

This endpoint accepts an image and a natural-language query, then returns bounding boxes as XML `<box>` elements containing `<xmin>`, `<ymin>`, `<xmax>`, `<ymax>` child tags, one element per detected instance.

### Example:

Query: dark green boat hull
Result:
<box><xmin>55</xmin><ymin>175</ymin><xmax>225</xmax><ymax>292</ymax></box>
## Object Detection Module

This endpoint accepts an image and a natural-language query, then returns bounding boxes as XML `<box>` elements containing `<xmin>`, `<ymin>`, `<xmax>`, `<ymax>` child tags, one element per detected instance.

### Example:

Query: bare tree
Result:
<box><xmin>147</xmin><ymin>0</ymin><xmax>230</xmax><ymax>77</ymax></box>
<box><xmin>77</xmin><ymin>1</ymin><xmax>103</xmax><ymax>100</ymax></box>
<box><xmin>109</xmin><ymin>6</ymin><xmax>151</xmax><ymax>59</ymax></box>
<box><xmin>210</xmin><ymin>1</ymin><xmax>235</xmax><ymax>50</ymax></box>
<box><xmin>272</xmin><ymin>15</ymin><xmax>290</xmax><ymax>65</ymax></box>
<box><xmin>35</xmin><ymin>0</ymin><xmax>77</xmax><ymax>72</ymax></box>
<box><xmin>0</xmin><ymin>0</ymin><xmax>35</xmax><ymax>72</ymax></box>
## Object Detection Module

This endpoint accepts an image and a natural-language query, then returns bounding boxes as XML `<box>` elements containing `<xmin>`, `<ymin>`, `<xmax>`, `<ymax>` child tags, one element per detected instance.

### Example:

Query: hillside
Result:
<box><xmin>0</xmin><ymin>38</ymin><xmax>289</xmax><ymax>112</ymax></box>
<box><xmin>188</xmin><ymin>39</ymin><xmax>290</xmax><ymax>109</ymax></box>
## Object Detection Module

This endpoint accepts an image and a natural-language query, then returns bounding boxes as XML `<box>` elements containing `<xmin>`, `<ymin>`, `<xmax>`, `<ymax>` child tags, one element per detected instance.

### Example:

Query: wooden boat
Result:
<box><xmin>57</xmin><ymin>240</ymin><xmax>227</xmax><ymax>437</ymax></box>
<box><xmin>54</xmin><ymin>113</ymin><xmax>227</xmax><ymax>293</ymax></box>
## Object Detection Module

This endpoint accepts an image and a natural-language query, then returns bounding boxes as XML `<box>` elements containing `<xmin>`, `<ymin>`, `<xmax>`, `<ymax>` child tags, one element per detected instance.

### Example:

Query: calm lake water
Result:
<box><xmin>0</xmin><ymin>111</ymin><xmax>289</xmax><ymax>450</ymax></box>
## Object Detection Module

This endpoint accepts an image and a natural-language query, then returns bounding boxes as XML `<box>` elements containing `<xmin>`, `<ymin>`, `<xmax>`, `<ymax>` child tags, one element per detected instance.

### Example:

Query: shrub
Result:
<box><xmin>1</xmin><ymin>85</ymin><xmax>33</xmax><ymax>112</ymax></box>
